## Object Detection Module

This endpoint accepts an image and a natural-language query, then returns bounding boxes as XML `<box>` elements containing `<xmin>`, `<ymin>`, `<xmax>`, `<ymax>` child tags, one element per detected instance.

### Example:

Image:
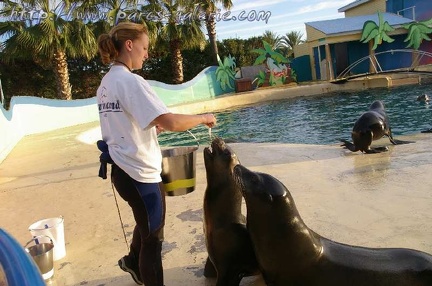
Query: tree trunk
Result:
<box><xmin>368</xmin><ymin>40</ymin><xmax>377</xmax><ymax>74</ymax></box>
<box><xmin>53</xmin><ymin>49</ymin><xmax>72</xmax><ymax>100</ymax></box>
<box><xmin>206</xmin><ymin>16</ymin><xmax>218</xmax><ymax>65</ymax></box>
<box><xmin>170</xmin><ymin>39</ymin><xmax>184</xmax><ymax>84</ymax></box>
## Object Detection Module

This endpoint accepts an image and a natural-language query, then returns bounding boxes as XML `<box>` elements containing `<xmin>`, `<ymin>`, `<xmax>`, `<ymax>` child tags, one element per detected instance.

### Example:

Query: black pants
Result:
<box><xmin>111</xmin><ymin>164</ymin><xmax>166</xmax><ymax>286</ymax></box>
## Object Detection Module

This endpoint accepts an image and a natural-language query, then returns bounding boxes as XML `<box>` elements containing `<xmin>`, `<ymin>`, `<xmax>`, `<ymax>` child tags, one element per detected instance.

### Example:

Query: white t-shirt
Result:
<box><xmin>96</xmin><ymin>65</ymin><xmax>169</xmax><ymax>183</ymax></box>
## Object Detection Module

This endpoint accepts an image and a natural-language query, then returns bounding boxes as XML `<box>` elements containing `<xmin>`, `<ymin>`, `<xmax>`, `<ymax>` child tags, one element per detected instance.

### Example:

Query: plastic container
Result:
<box><xmin>29</xmin><ymin>216</ymin><xmax>65</xmax><ymax>261</ymax></box>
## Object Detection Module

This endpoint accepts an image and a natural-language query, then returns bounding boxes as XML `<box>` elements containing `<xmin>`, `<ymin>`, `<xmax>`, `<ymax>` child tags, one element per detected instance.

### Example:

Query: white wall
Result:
<box><xmin>0</xmin><ymin>96</ymin><xmax>99</xmax><ymax>163</ymax></box>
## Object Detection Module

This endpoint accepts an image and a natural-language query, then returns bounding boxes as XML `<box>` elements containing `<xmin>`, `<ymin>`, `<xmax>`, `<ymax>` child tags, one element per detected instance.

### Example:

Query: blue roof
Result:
<box><xmin>338</xmin><ymin>0</ymin><xmax>371</xmax><ymax>13</ymax></box>
<box><xmin>306</xmin><ymin>13</ymin><xmax>414</xmax><ymax>36</ymax></box>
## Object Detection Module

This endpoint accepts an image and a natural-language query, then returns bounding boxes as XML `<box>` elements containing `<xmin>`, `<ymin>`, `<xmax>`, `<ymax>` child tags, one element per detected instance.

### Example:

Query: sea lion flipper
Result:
<box><xmin>340</xmin><ymin>139</ymin><xmax>358</xmax><ymax>152</ymax></box>
<box><xmin>387</xmin><ymin>130</ymin><xmax>414</xmax><ymax>145</ymax></box>
<box><xmin>387</xmin><ymin>128</ymin><xmax>399</xmax><ymax>145</ymax></box>
<box><xmin>391</xmin><ymin>138</ymin><xmax>415</xmax><ymax>145</ymax></box>
<box><xmin>204</xmin><ymin>256</ymin><xmax>217</xmax><ymax>278</ymax></box>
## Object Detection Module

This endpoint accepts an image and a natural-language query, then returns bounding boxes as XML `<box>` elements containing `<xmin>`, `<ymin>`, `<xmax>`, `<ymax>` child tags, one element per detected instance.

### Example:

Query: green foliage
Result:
<box><xmin>290</xmin><ymin>68</ymin><xmax>297</xmax><ymax>82</ymax></box>
<box><xmin>218</xmin><ymin>37</ymin><xmax>261</xmax><ymax>68</ymax></box>
<box><xmin>403</xmin><ymin>18</ymin><xmax>432</xmax><ymax>50</ymax></box>
<box><xmin>252</xmin><ymin>40</ymin><xmax>289</xmax><ymax>66</ymax></box>
<box><xmin>0</xmin><ymin>43</ymin><xmax>217</xmax><ymax>102</ymax></box>
<box><xmin>255</xmin><ymin>70</ymin><xmax>267</xmax><ymax>87</ymax></box>
<box><xmin>215</xmin><ymin>54</ymin><xmax>236</xmax><ymax>91</ymax></box>
<box><xmin>360</xmin><ymin>11</ymin><xmax>395</xmax><ymax>50</ymax></box>
<box><xmin>0</xmin><ymin>59</ymin><xmax>56</xmax><ymax>107</ymax></box>
<box><xmin>281</xmin><ymin>31</ymin><xmax>304</xmax><ymax>58</ymax></box>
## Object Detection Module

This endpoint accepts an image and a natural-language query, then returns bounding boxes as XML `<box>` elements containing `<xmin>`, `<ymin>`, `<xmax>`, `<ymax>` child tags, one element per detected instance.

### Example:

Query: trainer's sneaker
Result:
<box><xmin>118</xmin><ymin>255</ymin><xmax>143</xmax><ymax>285</ymax></box>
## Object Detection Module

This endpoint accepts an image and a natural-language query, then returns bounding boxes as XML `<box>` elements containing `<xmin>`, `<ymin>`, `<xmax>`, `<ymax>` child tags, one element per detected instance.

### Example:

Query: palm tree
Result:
<box><xmin>281</xmin><ymin>31</ymin><xmax>304</xmax><ymax>58</ymax></box>
<box><xmin>403</xmin><ymin>18</ymin><xmax>432</xmax><ymax>50</ymax></box>
<box><xmin>360</xmin><ymin>11</ymin><xmax>394</xmax><ymax>50</ymax></box>
<box><xmin>0</xmin><ymin>0</ymin><xmax>98</xmax><ymax>100</ymax></box>
<box><xmin>262</xmin><ymin>30</ymin><xmax>284</xmax><ymax>51</ymax></box>
<box><xmin>193</xmin><ymin>0</ymin><xmax>233</xmax><ymax>65</ymax></box>
<box><xmin>146</xmin><ymin>0</ymin><xmax>206</xmax><ymax>84</ymax></box>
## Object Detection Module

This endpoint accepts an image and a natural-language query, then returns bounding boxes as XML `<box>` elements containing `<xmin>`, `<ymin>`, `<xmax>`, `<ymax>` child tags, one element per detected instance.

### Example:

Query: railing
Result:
<box><xmin>397</xmin><ymin>6</ymin><xmax>416</xmax><ymax>20</ymax></box>
<box><xmin>332</xmin><ymin>49</ymin><xmax>432</xmax><ymax>83</ymax></box>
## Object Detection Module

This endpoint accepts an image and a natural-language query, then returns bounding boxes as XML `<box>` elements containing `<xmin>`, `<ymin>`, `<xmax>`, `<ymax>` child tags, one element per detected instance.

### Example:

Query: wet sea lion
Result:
<box><xmin>417</xmin><ymin>94</ymin><xmax>430</xmax><ymax>102</ymax></box>
<box><xmin>233</xmin><ymin>164</ymin><xmax>432</xmax><ymax>286</ymax></box>
<box><xmin>341</xmin><ymin>100</ymin><xmax>410</xmax><ymax>153</ymax></box>
<box><xmin>202</xmin><ymin>137</ymin><xmax>258</xmax><ymax>286</ymax></box>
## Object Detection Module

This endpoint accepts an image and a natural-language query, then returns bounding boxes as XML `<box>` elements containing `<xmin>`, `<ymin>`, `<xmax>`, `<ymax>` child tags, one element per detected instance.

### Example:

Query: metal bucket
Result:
<box><xmin>25</xmin><ymin>236</ymin><xmax>54</xmax><ymax>280</ymax></box>
<box><xmin>161</xmin><ymin>146</ymin><xmax>198</xmax><ymax>196</ymax></box>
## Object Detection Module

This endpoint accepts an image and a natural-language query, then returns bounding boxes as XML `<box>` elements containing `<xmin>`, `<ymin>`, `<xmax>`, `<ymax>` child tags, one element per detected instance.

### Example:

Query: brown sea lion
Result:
<box><xmin>202</xmin><ymin>137</ymin><xmax>258</xmax><ymax>286</ymax></box>
<box><xmin>341</xmin><ymin>100</ymin><xmax>411</xmax><ymax>153</ymax></box>
<box><xmin>233</xmin><ymin>164</ymin><xmax>432</xmax><ymax>286</ymax></box>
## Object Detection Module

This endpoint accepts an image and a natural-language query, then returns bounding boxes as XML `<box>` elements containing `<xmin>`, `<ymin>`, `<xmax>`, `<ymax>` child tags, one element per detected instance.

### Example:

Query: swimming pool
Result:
<box><xmin>157</xmin><ymin>84</ymin><xmax>432</xmax><ymax>147</ymax></box>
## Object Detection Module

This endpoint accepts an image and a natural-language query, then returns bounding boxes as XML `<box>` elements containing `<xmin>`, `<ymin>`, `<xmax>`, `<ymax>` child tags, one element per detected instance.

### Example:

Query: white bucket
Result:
<box><xmin>29</xmin><ymin>216</ymin><xmax>66</xmax><ymax>261</ymax></box>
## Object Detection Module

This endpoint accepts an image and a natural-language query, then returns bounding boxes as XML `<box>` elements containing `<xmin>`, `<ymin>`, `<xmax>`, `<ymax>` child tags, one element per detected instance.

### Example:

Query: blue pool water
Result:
<box><xmin>158</xmin><ymin>84</ymin><xmax>432</xmax><ymax>147</ymax></box>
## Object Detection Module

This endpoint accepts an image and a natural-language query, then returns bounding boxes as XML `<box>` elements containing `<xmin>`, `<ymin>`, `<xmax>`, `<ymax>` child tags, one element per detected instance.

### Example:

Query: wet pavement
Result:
<box><xmin>1</xmin><ymin>121</ymin><xmax>431</xmax><ymax>286</ymax></box>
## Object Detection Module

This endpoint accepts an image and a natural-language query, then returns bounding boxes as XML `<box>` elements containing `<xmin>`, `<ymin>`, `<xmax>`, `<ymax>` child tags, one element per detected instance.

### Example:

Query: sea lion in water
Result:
<box><xmin>233</xmin><ymin>164</ymin><xmax>432</xmax><ymax>286</ymax></box>
<box><xmin>341</xmin><ymin>100</ymin><xmax>410</xmax><ymax>153</ymax></box>
<box><xmin>202</xmin><ymin>137</ymin><xmax>258</xmax><ymax>286</ymax></box>
<box><xmin>417</xmin><ymin>94</ymin><xmax>430</xmax><ymax>102</ymax></box>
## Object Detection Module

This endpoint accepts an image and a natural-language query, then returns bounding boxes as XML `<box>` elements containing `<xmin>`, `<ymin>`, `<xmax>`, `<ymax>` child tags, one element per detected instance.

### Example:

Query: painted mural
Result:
<box><xmin>360</xmin><ymin>11</ymin><xmax>395</xmax><ymax>50</ymax></box>
<box><xmin>403</xmin><ymin>18</ymin><xmax>432</xmax><ymax>50</ymax></box>
<box><xmin>252</xmin><ymin>40</ymin><xmax>291</xmax><ymax>86</ymax></box>
<box><xmin>215</xmin><ymin>41</ymin><xmax>297</xmax><ymax>91</ymax></box>
<box><xmin>215</xmin><ymin>54</ymin><xmax>236</xmax><ymax>91</ymax></box>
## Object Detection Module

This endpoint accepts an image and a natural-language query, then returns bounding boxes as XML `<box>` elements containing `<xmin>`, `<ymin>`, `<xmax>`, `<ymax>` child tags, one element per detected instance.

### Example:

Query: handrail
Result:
<box><xmin>333</xmin><ymin>49</ymin><xmax>432</xmax><ymax>83</ymax></box>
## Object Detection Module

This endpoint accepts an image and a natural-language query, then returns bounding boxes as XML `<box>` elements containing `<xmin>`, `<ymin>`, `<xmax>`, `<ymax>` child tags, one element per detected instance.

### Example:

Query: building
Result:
<box><xmin>294</xmin><ymin>0</ymin><xmax>432</xmax><ymax>81</ymax></box>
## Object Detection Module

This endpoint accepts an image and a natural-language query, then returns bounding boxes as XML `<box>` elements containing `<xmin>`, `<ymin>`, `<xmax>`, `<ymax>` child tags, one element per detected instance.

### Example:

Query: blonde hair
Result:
<box><xmin>97</xmin><ymin>22</ymin><xmax>148</xmax><ymax>65</ymax></box>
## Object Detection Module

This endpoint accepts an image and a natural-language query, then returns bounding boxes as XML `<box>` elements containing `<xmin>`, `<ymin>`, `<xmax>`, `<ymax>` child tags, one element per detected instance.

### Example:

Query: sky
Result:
<box><xmin>0</xmin><ymin>0</ymin><xmax>355</xmax><ymax>41</ymax></box>
<box><xmin>215</xmin><ymin>0</ymin><xmax>354</xmax><ymax>40</ymax></box>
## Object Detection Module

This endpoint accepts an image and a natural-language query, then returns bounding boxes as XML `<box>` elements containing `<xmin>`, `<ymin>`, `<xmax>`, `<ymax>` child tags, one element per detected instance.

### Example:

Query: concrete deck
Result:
<box><xmin>1</xmin><ymin>118</ymin><xmax>431</xmax><ymax>285</ymax></box>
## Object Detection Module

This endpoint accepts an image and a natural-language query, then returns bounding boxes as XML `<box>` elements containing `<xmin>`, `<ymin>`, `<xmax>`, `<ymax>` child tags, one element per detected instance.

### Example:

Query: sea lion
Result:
<box><xmin>202</xmin><ymin>137</ymin><xmax>258</xmax><ymax>286</ymax></box>
<box><xmin>233</xmin><ymin>164</ymin><xmax>432</xmax><ymax>286</ymax></box>
<box><xmin>341</xmin><ymin>100</ymin><xmax>410</xmax><ymax>153</ymax></box>
<box><xmin>417</xmin><ymin>94</ymin><xmax>430</xmax><ymax>102</ymax></box>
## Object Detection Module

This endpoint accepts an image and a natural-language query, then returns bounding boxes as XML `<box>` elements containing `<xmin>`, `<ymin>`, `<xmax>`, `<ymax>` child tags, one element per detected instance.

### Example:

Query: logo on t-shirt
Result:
<box><xmin>98</xmin><ymin>86</ymin><xmax>122</xmax><ymax>115</ymax></box>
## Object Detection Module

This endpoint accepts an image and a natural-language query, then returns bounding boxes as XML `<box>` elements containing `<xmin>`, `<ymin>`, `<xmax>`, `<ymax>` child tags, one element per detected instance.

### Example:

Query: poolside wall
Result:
<box><xmin>0</xmin><ymin>66</ymin><xmax>226</xmax><ymax>163</ymax></box>
<box><xmin>0</xmin><ymin>71</ymin><xmax>421</xmax><ymax>164</ymax></box>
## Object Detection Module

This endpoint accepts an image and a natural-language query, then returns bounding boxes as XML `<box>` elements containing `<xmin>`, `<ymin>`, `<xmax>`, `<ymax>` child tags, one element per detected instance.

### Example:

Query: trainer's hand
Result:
<box><xmin>202</xmin><ymin>114</ymin><xmax>216</xmax><ymax>128</ymax></box>
<box><xmin>155</xmin><ymin>125</ymin><xmax>164</xmax><ymax>135</ymax></box>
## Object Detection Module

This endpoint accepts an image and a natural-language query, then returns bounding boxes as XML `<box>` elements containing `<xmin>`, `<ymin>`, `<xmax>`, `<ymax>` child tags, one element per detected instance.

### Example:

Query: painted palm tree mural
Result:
<box><xmin>403</xmin><ymin>18</ymin><xmax>432</xmax><ymax>50</ymax></box>
<box><xmin>360</xmin><ymin>11</ymin><xmax>395</xmax><ymax>50</ymax></box>
<box><xmin>252</xmin><ymin>40</ymin><xmax>291</xmax><ymax>86</ymax></box>
<box><xmin>215</xmin><ymin>54</ymin><xmax>236</xmax><ymax>91</ymax></box>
